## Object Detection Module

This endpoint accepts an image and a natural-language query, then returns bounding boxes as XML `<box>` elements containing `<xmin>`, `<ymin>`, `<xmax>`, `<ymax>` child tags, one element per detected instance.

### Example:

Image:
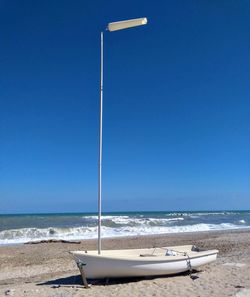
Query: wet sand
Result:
<box><xmin>0</xmin><ymin>229</ymin><xmax>250</xmax><ymax>296</ymax></box>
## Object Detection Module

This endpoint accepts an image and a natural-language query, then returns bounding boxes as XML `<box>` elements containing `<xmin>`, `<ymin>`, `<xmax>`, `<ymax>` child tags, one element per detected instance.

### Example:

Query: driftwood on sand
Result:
<box><xmin>24</xmin><ymin>239</ymin><xmax>81</xmax><ymax>244</ymax></box>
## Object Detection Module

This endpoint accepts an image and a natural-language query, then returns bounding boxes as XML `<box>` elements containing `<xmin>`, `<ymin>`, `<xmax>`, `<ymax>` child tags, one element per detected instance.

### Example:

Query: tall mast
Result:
<box><xmin>98</xmin><ymin>31</ymin><xmax>103</xmax><ymax>255</ymax></box>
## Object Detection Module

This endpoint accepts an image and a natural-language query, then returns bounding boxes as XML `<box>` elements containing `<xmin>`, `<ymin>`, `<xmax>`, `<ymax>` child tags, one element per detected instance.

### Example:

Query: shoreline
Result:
<box><xmin>1</xmin><ymin>228</ymin><xmax>250</xmax><ymax>296</ymax></box>
<box><xmin>1</xmin><ymin>226</ymin><xmax>250</xmax><ymax>247</ymax></box>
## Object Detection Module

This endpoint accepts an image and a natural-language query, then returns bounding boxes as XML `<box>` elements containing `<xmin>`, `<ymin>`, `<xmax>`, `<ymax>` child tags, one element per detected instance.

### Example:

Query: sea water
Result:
<box><xmin>0</xmin><ymin>210</ymin><xmax>249</xmax><ymax>245</ymax></box>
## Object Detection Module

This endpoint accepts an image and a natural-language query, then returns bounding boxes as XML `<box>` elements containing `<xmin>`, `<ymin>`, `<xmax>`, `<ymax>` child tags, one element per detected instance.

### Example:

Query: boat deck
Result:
<box><xmin>71</xmin><ymin>245</ymin><xmax>218</xmax><ymax>261</ymax></box>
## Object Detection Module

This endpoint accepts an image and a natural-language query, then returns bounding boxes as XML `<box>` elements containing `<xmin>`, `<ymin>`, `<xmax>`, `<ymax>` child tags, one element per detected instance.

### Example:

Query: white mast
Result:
<box><xmin>98</xmin><ymin>18</ymin><xmax>147</xmax><ymax>255</ymax></box>
<box><xmin>98</xmin><ymin>31</ymin><xmax>103</xmax><ymax>255</ymax></box>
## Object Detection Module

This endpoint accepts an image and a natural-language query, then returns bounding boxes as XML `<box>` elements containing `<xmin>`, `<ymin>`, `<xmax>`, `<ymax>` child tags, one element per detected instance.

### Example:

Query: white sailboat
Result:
<box><xmin>70</xmin><ymin>18</ymin><xmax>218</xmax><ymax>281</ymax></box>
<box><xmin>71</xmin><ymin>245</ymin><xmax>218</xmax><ymax>279</ymax></box>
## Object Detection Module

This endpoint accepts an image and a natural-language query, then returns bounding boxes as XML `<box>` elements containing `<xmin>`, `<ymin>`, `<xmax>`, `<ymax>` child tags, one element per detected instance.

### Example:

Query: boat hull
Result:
<box><xmin>70</xmin><ymin>245</ymin><xmax>218</xmax><ymax>279</ymax></box>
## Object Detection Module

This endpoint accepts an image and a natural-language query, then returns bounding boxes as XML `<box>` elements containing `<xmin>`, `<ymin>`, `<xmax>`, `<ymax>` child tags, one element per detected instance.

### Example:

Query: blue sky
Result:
<box><xmin>0</xmin><ymin>0</ymin><xmax>249</xmax><ymax>213</ymax></box>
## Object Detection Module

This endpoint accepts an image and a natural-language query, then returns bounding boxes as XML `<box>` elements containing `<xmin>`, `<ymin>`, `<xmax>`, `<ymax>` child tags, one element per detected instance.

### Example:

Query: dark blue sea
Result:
<box><xmin>0</xmin><ymin>211</ymin><xmax>249</xmax><ymax>245</ymax></box>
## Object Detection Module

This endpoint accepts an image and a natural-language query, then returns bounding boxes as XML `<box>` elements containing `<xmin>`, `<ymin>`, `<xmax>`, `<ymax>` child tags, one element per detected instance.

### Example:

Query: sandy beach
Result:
<box><xmin>0</xmin><ymin>229</ymin><xmax>250</xmax><ymax>297</ymax></box>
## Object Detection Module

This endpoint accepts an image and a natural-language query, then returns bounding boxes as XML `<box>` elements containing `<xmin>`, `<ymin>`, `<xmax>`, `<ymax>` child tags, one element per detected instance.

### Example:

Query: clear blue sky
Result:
<box><xmin>0</xmin><ymin>0</ymin><xmax>249</xmax><ymax>214</ymax></box>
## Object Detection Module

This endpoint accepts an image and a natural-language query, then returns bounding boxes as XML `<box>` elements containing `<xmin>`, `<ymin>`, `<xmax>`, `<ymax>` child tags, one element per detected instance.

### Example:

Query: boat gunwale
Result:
<box><xmin>70</xmin><ymin>249</ymin><xmax>219</xmax><ymax>263</ymax></box>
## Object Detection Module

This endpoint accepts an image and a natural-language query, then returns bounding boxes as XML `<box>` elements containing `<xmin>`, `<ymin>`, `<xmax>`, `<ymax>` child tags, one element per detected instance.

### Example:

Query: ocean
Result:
<box><xmin>0</xmin><ymin>210</ymin><xmax>249</xmax><ymax>246</ymax></box>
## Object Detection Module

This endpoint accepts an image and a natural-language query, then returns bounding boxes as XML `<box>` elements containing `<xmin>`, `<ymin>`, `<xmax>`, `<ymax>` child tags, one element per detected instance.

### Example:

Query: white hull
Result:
<box><xmin>71</xmin><ymin>245</ymin><xmax>218</xmax><ymax>279</ymax></box>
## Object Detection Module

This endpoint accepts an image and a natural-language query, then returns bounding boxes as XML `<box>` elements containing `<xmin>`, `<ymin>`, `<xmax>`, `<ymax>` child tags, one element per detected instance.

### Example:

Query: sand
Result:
<box><xmin>0</xmin><ymin>229</ymin><xmax>250</xmax><ymax>297</ymax></box>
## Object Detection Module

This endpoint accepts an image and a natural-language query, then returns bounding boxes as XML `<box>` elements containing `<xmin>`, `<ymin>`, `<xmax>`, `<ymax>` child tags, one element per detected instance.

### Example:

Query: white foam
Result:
<box><xmin>1</xmin><ymin>222</ymin><xmax>249</xmax><ymax>246</ymax></box>
<box><xmin>82</xmin><ymin>215</ymin><xmax>184</xmax><ymax>225</ymax></box>
<box><xmin>83</xmin><ymin>215</ymin><xmax>130</xmax><ymax>222</ymax></box>
<box><xmin>147</xmin><ymin>217</ymin><xmax>184</xmax><ymax>223</ymax></box>
<box><xmin>165</xmin><ymin>212</ymin><xmax>224</xmax><ymax>217</ymax></box>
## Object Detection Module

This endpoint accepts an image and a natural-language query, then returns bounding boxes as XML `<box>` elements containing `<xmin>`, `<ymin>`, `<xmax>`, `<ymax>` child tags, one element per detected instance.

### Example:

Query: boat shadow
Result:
<box><xmin>38</xmin><ymin>270</ymin><xmax>201</xmax><ymax>288</ymax></box>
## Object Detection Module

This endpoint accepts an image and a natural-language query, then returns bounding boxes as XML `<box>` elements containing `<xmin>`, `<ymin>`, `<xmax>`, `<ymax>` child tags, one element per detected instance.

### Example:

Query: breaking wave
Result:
<box><xmin>1</xmin><ymin>211</ymin><xmax>249</xmax><ymax>246</ymax></box>
<box><xmin>82</xmin><ymin>215</ymin><xmax>184</xmax><ymax>225</ymax></box>
<box><xmin>1</xmin><ymin>222</ymin><xmax>249</xmax><ymax>246</ymax></box>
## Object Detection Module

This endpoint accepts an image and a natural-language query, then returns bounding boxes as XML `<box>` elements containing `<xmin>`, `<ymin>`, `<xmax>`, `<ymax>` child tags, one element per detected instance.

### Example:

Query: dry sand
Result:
<box><xmin>0</xmin><ymin>229</ymin><xmax>250</xmax><ymax>297</ymax></box>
